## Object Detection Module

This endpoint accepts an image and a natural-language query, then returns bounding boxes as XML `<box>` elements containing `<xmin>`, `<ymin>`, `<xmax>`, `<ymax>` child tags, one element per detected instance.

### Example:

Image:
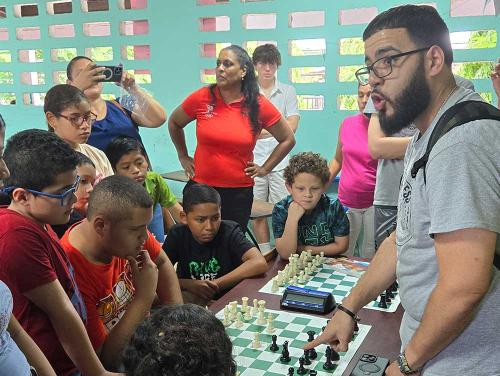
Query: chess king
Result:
<box><xmin>306</xmin><ymin>4</ymin><xmax>500</xmax><ymax>376</ymax></box>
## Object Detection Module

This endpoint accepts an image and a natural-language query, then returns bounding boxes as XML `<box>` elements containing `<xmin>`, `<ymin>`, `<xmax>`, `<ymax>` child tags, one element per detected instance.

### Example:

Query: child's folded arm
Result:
<box><xmin>214</xmin><ymin>247</ymin><xmax>268</xmax><ymax>291</ymax></box>
<box><xmin>297</xmin><ymin>235</ymin><xmax>349</xmax><ymax>257</ymax></box>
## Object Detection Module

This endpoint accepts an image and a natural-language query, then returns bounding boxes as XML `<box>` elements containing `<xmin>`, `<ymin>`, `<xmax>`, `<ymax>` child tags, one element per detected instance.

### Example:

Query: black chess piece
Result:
<box><xmin>297</xmin><ymin>356</ymin><xmax>307</xmax><ymax>375</ymax></box>
<box><xmin>386</xmin><ymin>287</ymin><xmax>395</xmax><ymax>299</ymax></box>
<box><xmin>288</xmin><ymin>367</ymin><xmax>294</xmax><ymax>376</ymax></box>
<box><xmin>309</xmin><ymin>371</ymin><xmax>318</xmax><ymax>376</ymax></box>
<box><xmin>269</xmin><ymin>334</ymin><xmax>279</xmax><ymax>352</ymax></box>
<box><xmin>309</xmin><ymin>346</ymin><xmax>318</xmax><ymax>360</ymax></box>
<box><xmin>322</xmin><ymin>326</ymin><xmax>326</xmax><ymax>332</ymax></box>
<box><xmin>322</xmin><ymin>346</ymin><xmax>335</xmax><ymax>371</ymax></box>
<box><xmin>392</xmin><ymin>281</ymin><xmax>399</xmax><ymax>290</ymax></box>
<box><xmin>303</xmin><ymin>349</ymin><xmax>311</xmax><ymax>365</ymax></box>
<box><xmin>280</xmin><ymin>341</ymin><xmax>291</xmax><ymax>363</ymax></box>
<box><xmin>353</xmin><ymin>321</ymin><xmax>359</xmax><ymax>333</ymax></box>
<box><xmin>330</xmin><ymin>347</ymin><xmax>340</xmax><ymax>362</ymax></box>
<box><xmin>378</xmin><ymin>293</ymin><xmax>388</xmax><ymax>309</ymax></box>
<box><xmin>307</xmin><ymin>330</ymin><xmax>316</xmax><ymax>342</ymax></box>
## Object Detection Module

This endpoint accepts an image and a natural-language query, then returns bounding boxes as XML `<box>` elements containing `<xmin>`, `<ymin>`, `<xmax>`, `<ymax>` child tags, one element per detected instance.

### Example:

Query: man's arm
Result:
<box><xmin>8</xmin><ymin>315</ymin><xmax>56</xmax><ymax>376</ymax></box>
<box><xmin>305</xmin><ymin>231</ymin><xmax>398</xmax><ymax>351</ymax></box>
<box><xmin>328</xmin><ymin>126</ymin><xmax>343</xmax><ymax>186</ymax></box>
<box><xmin>155</xmin><ymin>250</ymin><xmax>183</xmax><ymax>305</ymax></box>
<box><xmin>297</xmin><ymin>235</ymin><xmax>349</xmax><ymax>257</ymax></box>
<box><xmin>275</xmin><ymin>202</ymin><xmax>306</xmax><ymax>259</ymax></box>
<box><xmin>367</xmin><ymin>114</ymin><xmax>411</xmax><ymax>160</ymax></box>
<box><xmin>97</xmin><ymin>251</ymin><xmax>158</xmax><ymax>370</ymax></box>
<box><xmin>23</xmin><ymin>281</ymin><xmax>120</xmax><ymax>376</ymax></box>
<box><xmin>214</xmin><ymin>248</ymin><xmax>268</xmax><ymax>291</ymax></box>
<box><xmin>402</xmin><ymin>228</ymin><xmax>496</xmax><ymax>370</ymax></box>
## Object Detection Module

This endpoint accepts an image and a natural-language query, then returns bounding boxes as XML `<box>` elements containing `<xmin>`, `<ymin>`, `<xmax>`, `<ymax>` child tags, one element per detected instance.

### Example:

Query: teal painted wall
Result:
<box><xmin>0</xmin><ymin>0</ymin><xmax>499</xmax><ymax>195</ymax></box>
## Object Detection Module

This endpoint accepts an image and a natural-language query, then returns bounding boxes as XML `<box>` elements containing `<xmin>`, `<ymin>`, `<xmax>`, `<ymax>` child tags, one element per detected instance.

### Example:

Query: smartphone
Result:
<box><xmin>96</xmin><ymin>65</ymin><xmax>123</xmax><ymax>82</ymax></box>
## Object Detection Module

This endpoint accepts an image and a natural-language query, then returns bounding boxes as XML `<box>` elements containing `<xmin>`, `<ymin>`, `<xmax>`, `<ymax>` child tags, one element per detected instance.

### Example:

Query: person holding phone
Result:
<box><xmin>66</xmin><ymin>56</ymin><xmax>167</xmax><ymax>152</ymax></box>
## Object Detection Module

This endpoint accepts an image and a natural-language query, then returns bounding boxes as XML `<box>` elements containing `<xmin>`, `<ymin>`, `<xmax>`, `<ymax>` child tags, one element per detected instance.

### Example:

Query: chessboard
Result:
<box><xmin>215</xmin><ymin>302</ymin><xmax>371</xmax><ymax>376</ymax></box>
<box><xmin>259</xmin><ymin>253</ymin><xmax>400</xmax><ymax>313</ymax></box>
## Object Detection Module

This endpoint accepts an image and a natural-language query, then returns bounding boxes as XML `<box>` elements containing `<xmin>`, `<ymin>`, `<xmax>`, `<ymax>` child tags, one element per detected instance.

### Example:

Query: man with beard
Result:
<box><xmin>365</xmin><ymin>75</ymin><xmax>473</xmax><ymax>251</ymax></box>
<box><xmin>305</xmin><ymin>5</ymin><xmax>499</xmax><ymax>376</ymax></box>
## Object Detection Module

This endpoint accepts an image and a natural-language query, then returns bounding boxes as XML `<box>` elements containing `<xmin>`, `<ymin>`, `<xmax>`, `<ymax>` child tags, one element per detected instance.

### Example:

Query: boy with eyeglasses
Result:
<box><xmin>0</xmin><ymin>129</ymin><xmax>120</xmax><ymax>376</ymax></box>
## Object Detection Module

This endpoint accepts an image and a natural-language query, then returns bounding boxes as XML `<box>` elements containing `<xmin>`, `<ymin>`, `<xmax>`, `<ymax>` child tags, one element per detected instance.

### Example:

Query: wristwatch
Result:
<box><xmin>397</xmin><ymin>351</ymin><xmax>420</xmax><ymax>375</ymax></box>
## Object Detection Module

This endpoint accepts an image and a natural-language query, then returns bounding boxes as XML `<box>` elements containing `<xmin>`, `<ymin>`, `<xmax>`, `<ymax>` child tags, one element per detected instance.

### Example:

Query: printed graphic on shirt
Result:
<box><xmin>397</xmin><ymin>177</ymin><xmax>413</xmax><ymax>246</ymax></box>
<box><xmin>188</xmin><ymin>257</ymin><xmax>221</xmax><ymax>281</ymax></box>
<box><xmin>96</xmin><ymin>265</ymin><xmax>134</xmax><ymax>332</ymax></box>
<box><xmin>201</xmin><ymin>104</ymin><xmax>218</xmax><ymax>119</ymax></box>
<box><xmin>299</xmin><ymin>222</ymin><xmax>333</xmax><ymax>246</ymax></box>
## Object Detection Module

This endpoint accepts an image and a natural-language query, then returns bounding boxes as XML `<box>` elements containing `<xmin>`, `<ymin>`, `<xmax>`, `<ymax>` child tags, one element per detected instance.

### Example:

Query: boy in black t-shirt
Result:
<box><xmin>163</xmin><ymin>184</ymin><xmax>268</xmax><ymax>305</ymax></box>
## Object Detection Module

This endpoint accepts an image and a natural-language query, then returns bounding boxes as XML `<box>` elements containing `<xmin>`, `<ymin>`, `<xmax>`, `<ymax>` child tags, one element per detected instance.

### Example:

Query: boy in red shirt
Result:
<box><xmin>60</xmin><ymin>175</ymin><xmax>182</xmax><ymax>370</ymax></box>
<box><xmin>0</xmin><ymin>129</ymin><xmax>119</xmax><ymax>376</ymax></box>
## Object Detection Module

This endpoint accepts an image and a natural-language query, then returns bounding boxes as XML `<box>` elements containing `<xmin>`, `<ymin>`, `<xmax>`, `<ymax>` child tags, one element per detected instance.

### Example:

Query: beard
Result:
<box><xmin>378</xmin><ymin>62</ymin><xmax>431</xmax><ymax>135</ymax></box>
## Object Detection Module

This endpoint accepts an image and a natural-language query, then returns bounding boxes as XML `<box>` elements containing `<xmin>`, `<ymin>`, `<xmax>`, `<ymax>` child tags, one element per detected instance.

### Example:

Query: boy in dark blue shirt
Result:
<box><xmin>273</xmin><ymin>152</ymin><xmax>349</xmax><ymax>259</ymax></box>
<box><xmin>163</xmin><ymin>184</ymin><xmax>267</xmax><ymax>304</ymax></box>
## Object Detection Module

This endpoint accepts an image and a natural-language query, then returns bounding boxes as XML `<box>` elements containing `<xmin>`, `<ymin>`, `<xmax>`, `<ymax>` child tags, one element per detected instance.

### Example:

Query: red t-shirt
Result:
<box><xmin>0</xmin><ymin>208</ymin><xmax>86</xmax><ymax>376</ymax></box>
<box><xmin>60</xmin><ymin>224</ymin><xmax>161</xmax><ymax>349</ymax></box>
<box><xmin>181</xmin><ymin>86</ymin><xmax>282</xmax><ymax>187</ymax></box>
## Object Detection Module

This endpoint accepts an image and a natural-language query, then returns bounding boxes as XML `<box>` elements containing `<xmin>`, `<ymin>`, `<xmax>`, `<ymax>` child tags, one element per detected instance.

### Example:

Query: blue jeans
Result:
<box><xmin>147</xmin><ymin>203</ymin><xmax>165</xmax><ymax>242</ymax></box>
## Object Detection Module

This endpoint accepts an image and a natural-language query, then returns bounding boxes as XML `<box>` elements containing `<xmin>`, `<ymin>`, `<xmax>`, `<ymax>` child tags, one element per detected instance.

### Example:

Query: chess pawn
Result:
<box><xmin>298</xmin><ymin>271</ymin><xmax>306</xmax><ymax>284</ymax></box>
<box><xmin>222</xmin><ymin>310</ymin><xmax>231</xmax><ymax>327</ymax></box>
<box><xmin>257</xmin><ymin>308</ymin><xmax>266</xmax><ymax>325</ymax></box>
<box><xmin>292</xmin><ymin>276</ymin><xmax>298</xmax><ymax>286</ymax></box>
<box><xmin>320</xmin><ymin>251</ymin><xmax>325</xmax><ymax>260</ymax></box>
<box><xmin>271</xmin><ymin>277</ymin><xmax>279</xmax><ymax>292</ymax></box>
<box><xmin>258</xmin><ymin>299</ymin><xmax>266</xmax><ymax>311</ymax></box>
<box><xmin>307</xmin><ymin>249</ymin><xmax>313</xmax><ymax>261</ymax></box>
<box><xmin>243</xmin><ymin>307</ymin><xmax>252</xmax><ymax>321</ymax></box>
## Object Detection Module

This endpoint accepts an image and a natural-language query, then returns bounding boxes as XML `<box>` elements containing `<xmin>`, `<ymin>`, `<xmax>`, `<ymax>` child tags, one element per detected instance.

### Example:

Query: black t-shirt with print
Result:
<box><xmin>163</xmin><ymin>220</ymin><xmax>254</xmax><ymax>281</ymax></box>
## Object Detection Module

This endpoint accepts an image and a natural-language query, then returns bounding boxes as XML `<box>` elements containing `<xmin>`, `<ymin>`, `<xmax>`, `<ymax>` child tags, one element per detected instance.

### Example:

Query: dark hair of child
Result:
<box><xmin>86</xmin><ymin>175</ymin><xmax>153</xmax><ymax>222</ymax></box>
<box><xmin>283</xmin><ymin>152</ymin><xmax>330</xmax><ymax>186</ymax></box>
<box><xmin>75</xmin><ymin>151</ymin><xmax>95</xmax><ymax>168</ymax></box>
<box><xmin>3</xmin><ymin>129</ymin><xmax>78</xmax><ymax>191</ymax></box>
<box><xmin>123</xmin><ymin>303</ymin><xmax>236</xmax><ymax>376</ymax></box>
<box><xmin>182</xmin><ymin>183</ymin><xmax>221</xmax><ymax>214</ymax></box>
<box><xmin>44</xmin><ymin>84</ymin><xmax>88</xmax><ymax>131</ymax></box>
<box><xmin>104</xmin><ymin>135</ymin><xmax>147</xmax><ymax>171</ymax></box>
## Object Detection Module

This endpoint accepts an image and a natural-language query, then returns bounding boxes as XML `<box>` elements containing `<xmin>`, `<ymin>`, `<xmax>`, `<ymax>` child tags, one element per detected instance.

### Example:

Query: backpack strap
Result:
<box><xmin>411</xmin><ymin>100</ymin><xmax>500</xmax><ymax>183</ymax></box>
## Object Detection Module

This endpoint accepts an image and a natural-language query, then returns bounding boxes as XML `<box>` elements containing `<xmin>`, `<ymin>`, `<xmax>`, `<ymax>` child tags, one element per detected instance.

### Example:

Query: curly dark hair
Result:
<box><xmin>123</xmin><ymin>304</ymin><xmax>237</xmax><ymax>376</ymax></box>
<box><xmin>284</xmin><ymin>152</ymin><xmax>330</xmax><ymax>186</ymax></box>
<box><xmin>210</xmin><ymin>45</ymin><xmax>261</xmax><ymax>135</ymax></box>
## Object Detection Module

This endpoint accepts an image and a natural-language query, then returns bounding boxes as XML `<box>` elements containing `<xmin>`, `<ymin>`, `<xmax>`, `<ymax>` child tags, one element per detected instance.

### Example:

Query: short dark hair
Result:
<box><xmin>87</xmin><ymin>175</ymin><xmax>153</xmax><ymax>222</ymax></box>
<box><xmin>363</xmin><ymin>5</ymin><xmax>453</xmax><ymax>66</ymax></box>
<box><xmin>66</xmin><ymin>55</ymin><xmax>93</xmax><ymax>81</ymax></box>
<box><xmin>75</xmin><ymin>151</ymin><xmax>95</xmax><ymax>168</ymax></box>
<box><xmin>252</xmin><ymin>44</ymin><xmax>282</xmax><ymax>66</ymax></box>
<box><xmin>105</xmin><ymin>136</ymin><xmax>147</xmax><ymax>171</ymax></box>
<box><xmin>44</xmin><ymin>84</ymin><xmax>88</xmax><ymax>131</ymax></box>
<box><xmin>3</xmin><ymin>129</ymin><xmax>78</xmax><ymax>191</ymax></box>
<box><xmin>183</xmin><ymin>183</ymin><xmax>220</xmax><ymax>214</ymax></box>
<box><xmin>123</xmin><ymin>304</ymin><xmax>236</xmax><ymax>376</ymax></box>
<box><xmin>284</xmin><ymin>152</ymin><xmax>330</xmax><ymax>186</ymax></box>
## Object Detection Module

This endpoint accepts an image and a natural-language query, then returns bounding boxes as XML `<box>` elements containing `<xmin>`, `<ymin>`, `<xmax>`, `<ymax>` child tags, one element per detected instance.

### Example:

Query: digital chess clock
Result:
<box><xmin>280</xmin><ymin>286</ymin><xmax>336</xmax><ymax>314</ymax></box>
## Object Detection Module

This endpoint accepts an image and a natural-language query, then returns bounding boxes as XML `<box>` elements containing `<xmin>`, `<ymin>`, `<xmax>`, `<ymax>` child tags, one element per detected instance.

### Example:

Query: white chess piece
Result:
<box><xmin>257</xmin><ymin>307</ymin><xmax>266</xmax><ymax>325</ymax></box>
<box><xmin>292</xmin><ymin>276</ymin><xmax>298</xmax><ymax>286</ymax></box>
<box><xmin>266</xmin><ymin>313</ymin><xmax>275</xmax><ymax>333</ymax></box>
<box><xmin>252</xmin><ymin>332</ymin><xmax>261</xmax><ymax>348</ymax></box>
<box><xmin>222</xmin><ymin>309</ymin><xmax>231</xmax><ymax>327</ymax></box>
<box><xmin>251</xmin><ymin>298</ymin><xmax>258</xmax><ymax>315</ymax></box>
<box><xmin>271</xmin><ymin>277</ymin><xmax>279</xmax><ymax>293</ymax></box>
<box><xmin>298</xmin><ymin>271</ymin><xmax>306</xmax><ymax>284</ymax></box>
<box><xmin>230</xmin><ymin>301</ymin><xmax>238</xmax><ymax>321</ymax></box>
<box><xmin>235</xmin><ymin>312</ymin><xmax>244</xmax><ymax>328</ymax></box>
<box><xmin>244</xmin><ymin>307</ymin><xmax>252</xmax><ymax>321</ymax></box>
<box><xmin>241</xmin><ymin>296</ymin><xmax>249</xmax><ymax>313</ymax></box>
<box><xmin>258</xmin><ymin>299</ymin><xmax>266</xmax><ymax>311</ymax></box>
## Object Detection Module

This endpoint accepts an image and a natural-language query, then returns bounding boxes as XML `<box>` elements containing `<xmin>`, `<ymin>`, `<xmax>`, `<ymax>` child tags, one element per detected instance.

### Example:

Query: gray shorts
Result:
<box><xmin>374</xmin><ymin>205</ymin><xmax>397</xmax><ymax>250</ymax></box>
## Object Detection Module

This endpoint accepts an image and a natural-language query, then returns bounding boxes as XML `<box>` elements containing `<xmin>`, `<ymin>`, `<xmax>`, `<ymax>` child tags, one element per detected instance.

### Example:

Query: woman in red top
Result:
<box><xmin>169</xmin><ymin>45</ymin><xmax>295</xmax><ymax>229</ymax></box>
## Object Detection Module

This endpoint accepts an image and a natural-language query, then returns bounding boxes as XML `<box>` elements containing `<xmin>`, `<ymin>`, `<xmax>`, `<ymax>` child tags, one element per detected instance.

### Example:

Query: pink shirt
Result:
<box><xmin>337</xmin><ymin>113</ymin><xmax>377</xmax><ymax>209</ymax></box>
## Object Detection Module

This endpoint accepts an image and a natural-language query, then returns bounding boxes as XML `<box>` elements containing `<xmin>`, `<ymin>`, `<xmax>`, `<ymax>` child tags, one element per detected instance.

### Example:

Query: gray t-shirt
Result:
<box><xmin>366</xmin><ymin>75</ymin><xmax>475</xmax><ymax>207</ymax></box>
<box><xmin>396</xmin><ymin>86</ymin><xmax>500</xmax><ymax>375</ymax></box>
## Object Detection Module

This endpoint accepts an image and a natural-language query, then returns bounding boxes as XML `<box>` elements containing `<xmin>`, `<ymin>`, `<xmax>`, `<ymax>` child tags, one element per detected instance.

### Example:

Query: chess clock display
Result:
<box><xmin>280</xmin><ymin>285</ymin><xmax>336</xmax><ymax>314</ymax></box>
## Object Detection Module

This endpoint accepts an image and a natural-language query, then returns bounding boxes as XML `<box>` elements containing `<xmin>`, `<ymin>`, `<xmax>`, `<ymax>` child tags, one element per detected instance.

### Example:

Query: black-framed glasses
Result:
<box><xmin>355</xmin><ymin>47</ymin><xmax>431</xmax><ymax>86</ymax></box>
<box><xmin>58</xmin><ymin>112</ymin><xmax>97</xmax><ymax>127</ymax></box>
<box><xmin>1</xmin><ymin>176</ymin><xmax>80</xmax><ymax>206</ymax></box>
